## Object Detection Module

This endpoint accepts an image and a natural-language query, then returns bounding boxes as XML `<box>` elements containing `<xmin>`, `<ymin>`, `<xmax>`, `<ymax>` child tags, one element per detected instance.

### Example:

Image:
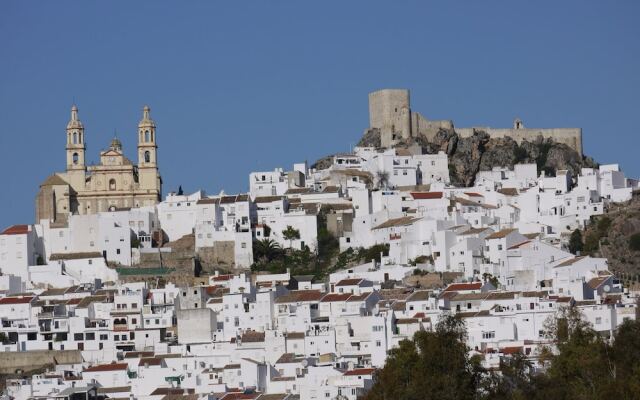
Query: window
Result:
<box><xmin>109</xmin><ymin>179</ymin><xmax>116</xmax><ymax>191</ymax></box>
<box><xmin>595</xmin><ymin>317</ymin><xmax>602</xmax><ymax>324</ymax></box>
<box><xmin>497</xmin><ymin>244</ymin><xmax>503</xmax><ymax>250</ymax></box>
<box><xmin>72</xmin><ymin>152</ymin><xmax>79</xmax><ymax>164</ymax></box>
<box><xmin>116</xmin><ymin>249</ymin><xmax>121</xmax><ymax>255</ymax></box>
<box><xmin>145</xmin><ymin>130</ymin><xmax>150</xmax><ymax>142</ymax></box>
<box><xmin>144</xmin><ymin>151</ymin><xmax>150</xmax><ymax>163</ymax></box>
<box><xmin>482</xmin><ymin>331</ymin><xmax>495</xmax><ymax>339</ymax></box>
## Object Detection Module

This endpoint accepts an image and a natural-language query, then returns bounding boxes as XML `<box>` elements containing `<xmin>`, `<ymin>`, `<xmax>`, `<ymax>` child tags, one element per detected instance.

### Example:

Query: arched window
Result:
<box><xmin>145</xmin><ymin>130</ymin><xmax>150</xmax><ymax>142</ymax></box>
<box><xmin>72</xmin><ymin>152</ymin><xmax>79</xmax><ymax>164</ymax></box>
<box><xmin>109</xmin><ymin>179</ymin><xmax>116</xmax><ymax>191</ymax></box>
<box><xmin>144</xmin><ymin>151</ymin><xmax>150</xmax><ymax>163</ymax></box>
<box><xmin>73</xmin><ymin>132</ymin><xmax>78</xmax><ymax>144</ymax></box>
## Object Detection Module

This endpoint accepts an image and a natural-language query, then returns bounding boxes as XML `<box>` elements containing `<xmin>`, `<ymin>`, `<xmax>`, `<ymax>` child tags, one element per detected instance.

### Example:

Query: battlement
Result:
<box><xmin>367</xmin><ymin>88</ymin><xmax>583</xmax><ymax>155</ymax></box>
<box><xmin>456</xmin><ymin>126</ymin><xmax>583</xmax><ymax>156</ymax></box>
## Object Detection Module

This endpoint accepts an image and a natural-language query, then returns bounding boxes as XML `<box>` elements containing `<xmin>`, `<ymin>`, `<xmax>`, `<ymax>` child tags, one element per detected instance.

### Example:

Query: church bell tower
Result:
<box><xmin>137</xmin><ymin>105</ymin><xmax>161</xmax><ymax>199</ymax></box>
<box><xmin>66</xmin><ymin>105</ymin><xmax>86</xmax><ymax>171</ymax></box>
<box><xmin>64</xmin><ymin>105</ymin><xmax>87</xmax><ymax>191</ymax></box>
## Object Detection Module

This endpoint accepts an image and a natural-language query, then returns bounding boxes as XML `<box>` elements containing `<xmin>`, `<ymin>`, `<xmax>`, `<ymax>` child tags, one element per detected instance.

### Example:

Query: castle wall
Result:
<box><xmin>455</xmin><ymin>127</ymin><xmax>583</xmax><ymax>156</ymax></box>
<box><xmin>412</xmin><ymin>112</ymin><xmax>453</xmax><ymax>141</ymax></box>
<box><xmin>367</xmin><ymin>89</ymin><xmax>584</xmax><ymax>155</ymax></box>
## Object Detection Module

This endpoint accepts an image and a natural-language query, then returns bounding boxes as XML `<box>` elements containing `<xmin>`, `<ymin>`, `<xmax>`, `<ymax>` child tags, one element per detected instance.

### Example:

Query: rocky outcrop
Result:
<box><xmin>357</xmin><ymin>128</ymin><xmax>382</xmax><ymax>148</ymax></box>
<box><xmin>413</xmin><ymin>128</ymin><xmax>597</xmax><ymax>186</ymax></box>
<box><xmin>311</xmin><ymin>154</ymin><xmax>335</xmax><ymax>171</ymax></box>
<box><xmin>315</xmin><ymin>127</ymin><xmax>598</xmax><ymax>184</ymax></box>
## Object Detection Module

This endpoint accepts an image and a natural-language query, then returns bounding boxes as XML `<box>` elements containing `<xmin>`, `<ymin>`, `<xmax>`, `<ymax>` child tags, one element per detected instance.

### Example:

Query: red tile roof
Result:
<box><xmin>508</xmin><ymin>240</ymin><xmax>531</xmax><ymax>250</ymax></box>
<box><xmin>343</xmin><ymin>368</ymin><xmax>376</xmax><ymax>376</ymax></box>
<box><xmin>84</xmin><ymin>363</ymin><xmax>128</xmax><ymax>372</ymax></box>
<box><xmin>1</xmin><ymin>224</ymin><xmax>30</xmax><ymax>235</ymax></box>
<box><xmin>321</xmin><ymin>293</ymin><xmax>352</xmax><ymax>302</ymax></box>
<box><xmin>443</xmin><ymin>282</ymin><xmax>482</xmax><ymax>292</ymax></box>
<box><xmin>212</xmin><ymin>274</ymin><xmax>233</xmax><ymax>282</ymax></box>
<box><xmin>0</xmin><ymin>296</ymin><xmax>34</xmax><ymax>305</ymax></box>
<box><xmin>220</xmin><ymin>393</ymin><xmax>260</xmax><ymax>400</ymax></box>
<box><xmin>411</xmin><ymin>192</ymin><xmax>443</xmax><ymax>200</ymax></box>
<box><xmin>464</xmin><ymin>192</ymin><xmax>483</xmax><ymax>197</ymax></box>
<box><xmin>335</xmin><ymin>278</ymin><xmax>363</xmax><ymax>286</ymax></box>
<box><xmin>501</xmin><ymin>346</ymin><xmax>523</xmax><ymax>355</ymax></box>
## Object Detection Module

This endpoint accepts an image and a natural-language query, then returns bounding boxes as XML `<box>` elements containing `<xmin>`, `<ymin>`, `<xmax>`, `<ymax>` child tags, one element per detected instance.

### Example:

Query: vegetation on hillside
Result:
<box><xmin>250</xmin><ymin>206</ymin><xmax>389</xmax><ymax>279</ymax></box>
<box><xmin>361</xmin><ymin>308</ymin><xmax>640</xmax><ymax>400</ymax></box>
<box><xmin>574</xmin><ymin>193</ymin><xmax>640</xmax><ymax>288</ymax></box>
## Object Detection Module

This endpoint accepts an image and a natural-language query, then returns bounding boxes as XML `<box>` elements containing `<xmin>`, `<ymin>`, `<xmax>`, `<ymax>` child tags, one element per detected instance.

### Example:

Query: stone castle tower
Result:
<box><xmin>367</xmin><ymin>88</ymin><xmax>583</xmax><ymax>155</ymax></box>
<box><xmin>35</xmin><ymin>105</ymin><xmax>163</xmax><ymax>224</ymax></box>
<box><xmin>367</xmin><ymin>89</ymin><xmax>453</xmax><ymax>148</ymax></box>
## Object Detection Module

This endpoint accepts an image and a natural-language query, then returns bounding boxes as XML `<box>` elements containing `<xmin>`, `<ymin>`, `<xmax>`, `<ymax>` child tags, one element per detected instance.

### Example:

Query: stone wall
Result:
<box><xmin>455</xmin><ymin>127</ymin><xmax>583</xmax><ymax>156</ymax></box>
<box><xmin>0</xmin><ymin>350</ymin><xmax>82</xmax><ymax>374</ymax></box>
<box><xmin>367</xmin><ymin>89</ymin><xmax>583</xmax><ymax>155</ymax></box>
<box><xmin>197</xmin><ymin>242</ymin><xmax>236</xmax><ymax>267</ymax></box>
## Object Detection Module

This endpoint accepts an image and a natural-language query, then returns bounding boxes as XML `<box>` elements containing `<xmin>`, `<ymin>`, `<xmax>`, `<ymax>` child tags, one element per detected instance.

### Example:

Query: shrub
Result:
<box><xmin>629</xmin><ymin>232</ymin><xmax>640</xmax><ymax>251</ymax></box>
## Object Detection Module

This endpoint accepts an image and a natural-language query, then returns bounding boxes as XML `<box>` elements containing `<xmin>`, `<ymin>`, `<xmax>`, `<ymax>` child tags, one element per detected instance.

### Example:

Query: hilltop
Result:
<box><xmin>314</xmin><ymin>127</ymin><xmax>598</xmax><ymax>187</ymax></box>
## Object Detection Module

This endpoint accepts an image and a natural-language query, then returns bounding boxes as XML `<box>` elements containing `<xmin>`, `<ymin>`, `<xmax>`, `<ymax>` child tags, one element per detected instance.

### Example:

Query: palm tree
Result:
<box><xmin>282</xmin><ymin>225</ymin><xmax>301</xmax><ymax>250</ymax></box>
<box><xmin>253</xmin><ymin>238</ymin><xmax>282</xmax><ymax>263</ymax></box>
<box><xmin>376</xmin><ymin>170</ymin><xmax>390</xmax><ymax>190</ymax></box>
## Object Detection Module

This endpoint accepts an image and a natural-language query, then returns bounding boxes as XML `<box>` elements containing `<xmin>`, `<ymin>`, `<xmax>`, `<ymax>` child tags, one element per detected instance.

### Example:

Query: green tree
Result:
<box><xmin>539</xmin><ymin>307</ymin><xmax>615</xmax><ymax>399</ymax></box>
<box><xmin>611</xmin><ymin>319</ymin><xmax>640</xmax><ymax>397</ymax></box>
<box><xmin>282</xmin><ymin>225</ymin><xmax>301</xmax><ymax>249</ymax></box>
<box><xmin>568</xmin><ymin>229</ymin><xmax>583</xmax><ymax>254</ymax></box>
<box><xmin>583</xmin><ymin>231</ymin><xmax>600</xmax><ymax>255</ymax></box>
<box><xmin>375</xmin><ymin>170</ymin><xmax>389</xmax><ymax>190</ymax></box>
<box><xmin>252</xmin><ymin>238</ymin><xmax>282</xmax><ymax>264</ymax></box>
<box><xmin>362</xmin><ymin>314</ymin><xmax>479</xmax><ymax>400</ymax></box>
<box><xmin>596</xmin><ymin>216</ymin><xmax>612</xmax><ymax>238</ymax></box>
<box><xmin>629</xmin><ymin>232</ymin><xmax>640</xmax><ymax>251</ymax></box>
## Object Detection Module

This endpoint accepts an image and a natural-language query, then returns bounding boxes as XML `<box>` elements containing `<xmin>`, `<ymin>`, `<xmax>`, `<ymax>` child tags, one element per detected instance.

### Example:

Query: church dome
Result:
<box><xmin>110</xmin><ymin>137</ymin><xmax>123</xmax><ymax>151</ymax></box>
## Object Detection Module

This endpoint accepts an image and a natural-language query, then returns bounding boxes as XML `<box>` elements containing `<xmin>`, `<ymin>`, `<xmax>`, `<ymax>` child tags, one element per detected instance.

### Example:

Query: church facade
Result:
<box><xmin>35</xmin><ymin>106</ymin><xmax>162</xmax><ymax>224</ymax></box>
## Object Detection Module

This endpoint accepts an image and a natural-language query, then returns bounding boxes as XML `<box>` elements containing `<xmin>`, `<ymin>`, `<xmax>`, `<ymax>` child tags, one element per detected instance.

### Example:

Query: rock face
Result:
<box><xmin>310</xmin><ymin>154</ymin><xmax>335</xmax><ymax>171</ymax></box>
<box><xmin>357</xmin><ymin>128</ymin><xmax>382</xmax><ymax>148</ymax></box>
<box><xmin>585</xmin><ymin>194</ymin><xmax>640</xmax><ymax>287</ymax></box>
<box><xmin>315</xmin><ymin>127</ymin><xmax>598</xmax><ymax>182</ymax></box>
<box><xmin>398</xmin><ymin>128</ymin><xmax>597</xmax><ymax>186</ymax></box>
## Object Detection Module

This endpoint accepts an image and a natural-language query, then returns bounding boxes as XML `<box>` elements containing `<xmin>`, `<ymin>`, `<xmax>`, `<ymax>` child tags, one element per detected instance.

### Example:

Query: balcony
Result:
<box><xmin>113</xmin><ymin>324</ymin><xmax>129</xmax><ymax>331</ymax></box>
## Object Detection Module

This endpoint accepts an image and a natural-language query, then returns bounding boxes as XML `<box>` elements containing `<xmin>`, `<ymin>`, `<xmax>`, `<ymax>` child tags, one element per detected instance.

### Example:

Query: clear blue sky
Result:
<box><xmin>1</xmin><ymin>1</ymin><xmax>639</xmax><ymax>229</ymax></box>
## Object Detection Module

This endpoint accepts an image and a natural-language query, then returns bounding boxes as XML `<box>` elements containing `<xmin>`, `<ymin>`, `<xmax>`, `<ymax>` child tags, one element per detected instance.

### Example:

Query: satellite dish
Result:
<box><xmin>603</xmin><ymin>285</ymin><xmax>611</xmax><ymax>292</ymax></box>
<box><xmin>301</xmin><ymin>359</ymin><xmax>308</xmax><ymax>367</ymax></box>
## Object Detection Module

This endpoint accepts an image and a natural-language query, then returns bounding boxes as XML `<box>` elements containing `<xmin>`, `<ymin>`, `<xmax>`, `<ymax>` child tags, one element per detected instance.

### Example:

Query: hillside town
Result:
<box><xmin>1</xmin><ymin>92</ymin><xmax>639</xmax><ymax>400</ymax></box>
